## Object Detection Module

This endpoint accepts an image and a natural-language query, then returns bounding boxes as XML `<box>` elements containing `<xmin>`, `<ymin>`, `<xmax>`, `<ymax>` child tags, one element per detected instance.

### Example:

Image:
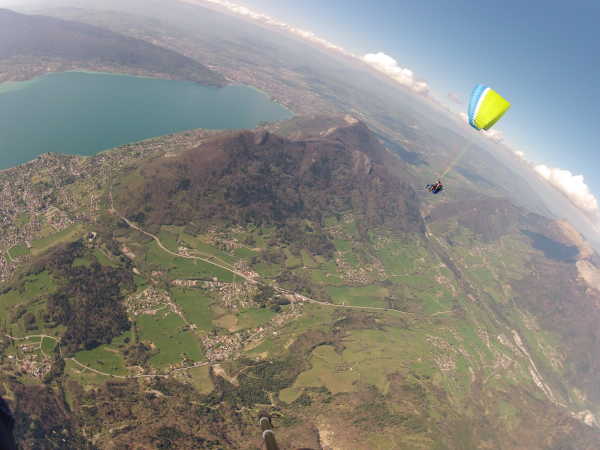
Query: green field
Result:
<box><xmin>214</xmin><ymin>313</ymin><xmax>239</xmax><ymax>331</ymax></box>
<box><xmin>284</xmin><ymin>248</ymin><xmax>302</xmax><ymax>269</ymax></box>
<box><xmin>94</xmin><ymin>249</ymin><xmax>119</xmax><ymax>267</ymax></box>
<box><xmin>374</xmin><ymin>235</ymin><xmax>434</xmax><ymax>277</ymax></box>
<box><xmin>31</xmin><ymin>224</ymin><xmax>85</xmax><ymax>255</ymax></box>
<box><xmin>253</xmin><ymin>262</ymin><xmax>281</xmax><ymax>278</ymax></box>
<box><xmin>343</xmin><ymin>326</ymin><xmax>439</xmax><ymax>391</ymax></box>
<box><xmin>179</xmin><ymin>233</ymin><xmax>238</xmax><ymax>266</ymax></box>
<box><xmin>72</xmin><ymin>255</ymin><xmax>93</xmax><ymax>267</ymax></box>
<box><xmin>419</xmin><ymin>290</ymin><xmax>455</xmax><ymax>315</ymax></box>
<box><xmin>247</xmin><ymin>304</ymin><xmax>334</xmax><ymax>359</ymax></box>
<box><xmin>280</xmin><ymin>345</ymin><xmax>360</xmax><ymax>403</ymax></box>
<box><xmin>65</xmin><ymin>359</ymin><xmax>112</xmax><ymax>385</ymax></box>
<box><xmin>309</xmin><ymin>260</ymin><xmax>344</xmax><ymax>286</ymax></box>
<box><xmin>233</xmin><ymin>247</ymin><xmax>257</xmax><ymax>259</ymax></box>
<box><xmin>0</xmin><ymin>271</ymin><xmax>56</xmax><ymax>322</ymax></box>
<box><xmin>8</xmin><ymin>244</ymin><xmax>30</xmax><ymax>259</ymax></box>
<box><xmin>172</xmin><ymin>258</ymin><xmax>234</xmax><ymax>281</ymax></box>
<box><xmin>144</xmin><ymin>241</ymin><xmax>234</xmax><ymax>281</ymax></box>
<box><xmin>136</xmin><ymin>312</ymin><xmax>204</xmax><ymax>368</ymax></box>
<box><xmin>40</xmin><ymin>336</ymin><xmax>58</xmax><ymax>355</ymax></box>
<box><xmin>172</xmin><ymin>288</ymin><xmax>214</xmax><ymax>331</ymax></box>
<box><xmin>327</xmin><ymin>285</ymin><xmax>388</xmax><ymax>307</ymax></box>
<box><xmin>183</xmin><ymin>365</ymin><xmax>214</xmax><ymax>394</ymax></box>
<box><xmin>158</xmin><ymin>228</ymin><xmax>180</xmax><ymax>251</ymax></box>
<box><xmin>74</xmin><ymin>345</ymin><xmax>128</xmax><ymax>376</ymax></box>
<box><xmin>236</xmin><ymin>307</ymin><xmax>277</xmax><ymax>329</ymax></box>
<box><xmin>16</xmin><ymin>212</ymin><xmax>30</xmax><ymax>226</ymax></box>
<box><xmin>300</xmin><ymin>249</ymin><xmax>320</xmax><ymax>268</ymax></box>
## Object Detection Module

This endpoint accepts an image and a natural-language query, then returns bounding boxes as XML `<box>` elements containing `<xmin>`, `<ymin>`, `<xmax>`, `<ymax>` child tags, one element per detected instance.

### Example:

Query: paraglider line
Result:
<box><xmin>438</xmin><ymin>142</ymin><xmax>473</xmax><ymax>179</ymax></box>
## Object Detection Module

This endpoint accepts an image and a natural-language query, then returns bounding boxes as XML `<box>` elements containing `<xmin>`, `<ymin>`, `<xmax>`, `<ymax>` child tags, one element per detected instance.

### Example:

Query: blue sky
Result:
<box><xmin>1</xmin><ymin>0</ymin><xmax>597</xmax><ymax>223</ymax></box>
<box><xmin>240</xmin><ymin>0</ymin><xmax>600</xmax><ymax>199</ymax></box>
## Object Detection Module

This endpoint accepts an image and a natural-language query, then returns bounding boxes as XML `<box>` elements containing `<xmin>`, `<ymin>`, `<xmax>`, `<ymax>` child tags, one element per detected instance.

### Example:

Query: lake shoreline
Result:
<box><xmin>0</xmin><ymin>71</ymin><xmax>293</xmax><ymax>171</ymax></box>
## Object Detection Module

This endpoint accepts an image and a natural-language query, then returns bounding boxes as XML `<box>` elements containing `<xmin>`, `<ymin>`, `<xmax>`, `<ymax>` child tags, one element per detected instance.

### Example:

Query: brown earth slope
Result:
<box><xmin>115</xmin><ymin>117</ymin><xmax>424</xmax><ymax>236</ymax></box>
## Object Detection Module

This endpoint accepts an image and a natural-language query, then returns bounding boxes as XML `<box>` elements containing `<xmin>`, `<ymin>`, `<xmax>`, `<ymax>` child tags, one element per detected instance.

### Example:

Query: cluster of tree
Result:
<box><xmin>253</xmin><ymin>284</ymin><xmax>290</xmax><ymax>312</ymax></box>
<box><xmin>426</xmin><ymin>197</ymin><xmax>521</xmax><ymax>243</ymax></box>
<box><xmin>42</xmin><ymin>242</ymin><xmax>133</xmax><ymax>354</ymax></box>
<box><xmin>150</xmin><ymin>426</ymin><xmax>222</xmax><ymax>449</ymax></box>
<box><xmin>242</xmin><ymin>236</ymin><xmax>256</xmax><ymax>246</ymax></box>
<box><xmin>95</xmin><ymin>214</ymin><xmax>140</xmax><ymax>259</ymax></box>
<box><xmin>10</xmin><ymin>305</ymin><xmax>28</xmax><ymax>324</ymax></box>
<box><xmin>123</xmin><ymin>342</ymin><xmax>155</xmax><ymax>367</ymax></box>
<box><xmin>277</xmin><ymin>220</ymin><xmax>335</xmax><ymax>258</ymax></box>
<box><xmin>354</xmin><ymin>387</ymin><xmax>427</xmax><ymax>431</ymax></box>
<box><xmin>22</xmin><ymin>312</ymin><xmax>36</xmax><ymax>332</ymax></box>
<box><xmin>276</xmin><ymin>270</ymin><xmax>330</xmax><ymax>302</ymax></box>
<box><xmin>43</xmin><ymin>345</ymin><xmax>65</xmax><ymax>385</ymax></box>
<box><xmin>33</xmin><ymin>240</ymin><xmax>85</xmax><ymax>276</ymax></box>
<box><xmin>257</xmin><ymin>248</ymin><xmax>285</xmax><ymax>266</ymax></box>
<box><xmin>253</xmin><ymin>284</ymin><xmax>275</xmax><ymax>304</ymax></box>
<box><xmin>118</xmin><ymin>127</ymin><xmax>423</xmax><ymax>238</ymax></box>
<box><xmin>11</xmin><ymin>382</ymin><xmax>91</xmax><ymax>449</ymax></box>
<box><xmin>128</xmin><ymin>211</ymin><xmax>147</xmax><ymax>225</ymax></box>
<box><xmin>61</xmin><ymin>376</ymin><xmax>232</xmax><ymax>447</ymax></box>
<box><xmin>216</xmin><ymin>369</ymin><xmax>270</xmax><ymax>407</ymax></box>
<box><xmin>151</xmin><ymin>426</ymin><xmax>185</xmax><ymax>449</ymax></box>
<box><xmin>208</xmin><ymin>330</ymin><xmax>339</xmax><ymax>411</ymax></box>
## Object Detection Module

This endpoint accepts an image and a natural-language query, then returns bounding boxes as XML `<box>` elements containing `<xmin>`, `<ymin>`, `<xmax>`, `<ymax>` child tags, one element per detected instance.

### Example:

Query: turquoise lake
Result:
<box><xmin>0</xmin><ymin>71</ymin><xmax>293</xmax><ymax>169</ymax></box>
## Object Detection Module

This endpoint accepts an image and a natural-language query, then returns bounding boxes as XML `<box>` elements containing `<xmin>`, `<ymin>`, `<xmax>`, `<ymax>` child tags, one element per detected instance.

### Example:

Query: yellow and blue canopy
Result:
<box><xmin>468</xmin><ymin>84</ymin><xmax>511</xmax><ymax>131</ymax></box>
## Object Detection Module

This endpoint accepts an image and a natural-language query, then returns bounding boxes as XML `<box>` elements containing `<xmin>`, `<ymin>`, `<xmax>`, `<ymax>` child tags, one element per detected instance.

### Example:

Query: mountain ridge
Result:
<box><xmin>2</xmin><ymin>116</ymin><xmax>600</xmax><ymax>448</ymax></box>
<box><xmin>0</xmin><ymin>8</ymin><xmax>225</xmax><ymax>85</ymax></box>
<box><xmin>115</xmin><ymin>117</ymin><xmax>424</xmax><ymax>237</ymax></box>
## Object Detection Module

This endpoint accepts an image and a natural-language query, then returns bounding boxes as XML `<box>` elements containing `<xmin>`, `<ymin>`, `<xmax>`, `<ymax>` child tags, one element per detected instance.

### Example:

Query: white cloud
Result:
<box><xmin>187</xmin><ymin>1</ymin><xmax>432</xmax><ymax>97</ymax></box>
<box><xmin>363</xmin><ymin>52</ymin><xmax>429</xmax><ymax>94</ymax></box>
<box><xmin>535</xmin><ymin>165</ymin><xmax>599</xmax><ymax>215</ymax></box>
<box><xmin>459</xmin><ymin>109</ymin><xmax>597</xmax><ymax>227</ymax></box>
<box><xmin>482</xmin><ymin>129</ymin><xmax>504</xmax><ymax>143</ymax></box>
<box><xmin>448</xmin><ymin>92</ymin><xmax>463</xmax><ymax>104</ymax></box>
<box><xmin>456</xmin><ymin>111</ymin><xmax>504</xmax><ymax>142</ymax></box>
<box><xmin>187</xmin><ymin>0</ymin><xmax>596</xmax><ymax>234</ymax></box>
<box><xmin>185</xmin><ymin>0</ymin><xmax>353</xmax><ymax>55</ymax></box>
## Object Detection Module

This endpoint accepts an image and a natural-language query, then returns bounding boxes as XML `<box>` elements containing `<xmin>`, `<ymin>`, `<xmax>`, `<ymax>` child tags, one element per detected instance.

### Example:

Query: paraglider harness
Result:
<box><xmin>426</xmin><ymin>181</ymin><xmax>443</xmax><ymax>194</ymax></box>
<box><xmin>0</xmin><ymin>395</ymin><xmax>17</xmax><ymax>450</ymax></box>
<box><xmin>259</xmin><ymin>412</ymin><xmax>280</xmax><ymax>450</ymax></box>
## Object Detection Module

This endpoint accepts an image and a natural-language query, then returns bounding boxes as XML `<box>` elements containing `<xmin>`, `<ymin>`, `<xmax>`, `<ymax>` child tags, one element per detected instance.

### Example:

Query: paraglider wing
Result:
<box><xmin>468</xmin><ymin>84</ymin><xmax>511</xmax><ymax>131</ymax></box>
<box><xmin>429</xmin><ymin>84</ymin><xmax>510</xmax><ymax>193</ymax></box>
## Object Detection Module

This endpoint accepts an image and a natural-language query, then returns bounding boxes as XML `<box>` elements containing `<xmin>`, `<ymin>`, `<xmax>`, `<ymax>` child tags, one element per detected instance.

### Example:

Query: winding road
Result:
<box><xmin>110</xmin><ymin>187</ymin><xmax>413</xmax><ymax>315</ymax></box>
<box><xmin>6</xmin><ymin>187</ymin><xmax>415</xmax><ymax>380</ymax></box>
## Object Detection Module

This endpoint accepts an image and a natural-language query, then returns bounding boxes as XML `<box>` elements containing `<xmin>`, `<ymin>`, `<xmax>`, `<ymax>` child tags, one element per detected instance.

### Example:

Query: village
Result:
<box><xmin>3</xmin><ymin>339</ymin><xmax>52</xmax><ymax>380</ymax></box>
<box><xmin>0</xmin><ymin>127</ymin><xmax>215</xmax><ymax>283</ymax></box>
<box><xmin>200</xmin><ymin>302</ymin><xmax>303</xmax><ymax>363</ymax></box>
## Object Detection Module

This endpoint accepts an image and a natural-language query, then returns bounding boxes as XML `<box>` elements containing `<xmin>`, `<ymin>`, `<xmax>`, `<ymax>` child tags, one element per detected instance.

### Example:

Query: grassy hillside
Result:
<box><xmin>1</xmin><ymin>118</ymin><xmax>599</xmax><ymax>448</ymax></box>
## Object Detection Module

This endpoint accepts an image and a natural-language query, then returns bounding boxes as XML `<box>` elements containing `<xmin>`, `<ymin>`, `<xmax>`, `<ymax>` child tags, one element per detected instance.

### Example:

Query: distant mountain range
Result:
<box><xmin>2</xmin><ymin>3</ymin><xmax>600</xmax><ymax>448</ymax></box>
<box><xmin>0</xmin><ymin>8</ymin><xmax>225</xmax><ymax>85</ymax></box>
<box><xmin>1</xmin><ymin>115</ymin><xmax>599</xmax><ymax>448</ymax></box>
